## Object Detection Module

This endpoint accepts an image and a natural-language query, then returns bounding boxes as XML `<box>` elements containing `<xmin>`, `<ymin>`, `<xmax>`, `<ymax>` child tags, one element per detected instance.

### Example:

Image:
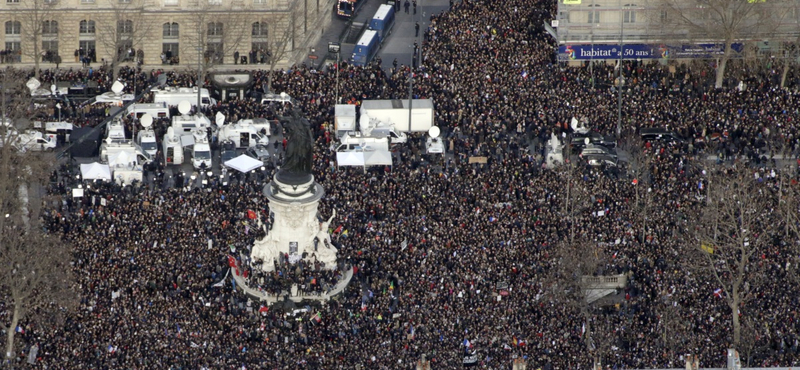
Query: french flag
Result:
<box><xmin>15</xmin><ymin>326</ymin><xmax>23</xmax><ymax>334</ymax></box>
<box><xmin>463</xmin><ymin>339</ymin><xmax>472</xmax><ymax>348</ymax></box>
<box><xmin>713</xmin><ymin>288</ymin><xmax>723</xmax><ymax>298</ymax></box>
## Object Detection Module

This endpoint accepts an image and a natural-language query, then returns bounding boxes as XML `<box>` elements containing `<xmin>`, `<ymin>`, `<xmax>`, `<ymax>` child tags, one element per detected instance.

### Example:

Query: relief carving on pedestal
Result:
<box><xmin>285</xmin><ymin>203</ymin><xmax>304</xmax><ymax>228</ymax></box>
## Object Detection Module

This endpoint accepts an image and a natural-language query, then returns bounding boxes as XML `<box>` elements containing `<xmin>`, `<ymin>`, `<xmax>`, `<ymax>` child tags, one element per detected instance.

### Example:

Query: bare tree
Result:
<box><xmin>182</xmin><ymin>2</ymin><xmax>250</xmax><ymax>106</ymax></box>
<box><xmin>547</xmin><ymin>235</ymin><xmax>617</xmax><ymax>368</ymax></box>
<box><xmin>0</xmin><ymin>68</ymin><xmax>76</xmax><ymax>365</ymax></box>
<box><xmin>18</xmin><ymin>0</ymin><xmax>56</xmax><ymax>79</ymax></box>
<box><xmin>622</xmin><ymin>135</ymin><xmax>656</xmax><ymax>243</ymax></box>
<box><xmin>94</xmin><ymin>0</ymin><xmax>153</xmax><ymax>80</ymax></box>
<box><xmin>655</xmin><ymin>0</ymin><xmax>788</xmax><ymax>88</ymax></box>
<box><xmin>685</xmin><ymin>165</ymin><xmax>778</xmax><ymax>349</ymax></box>
<box><xmin>260</xmin><ymin>5</ymin><xmax>303</xmax><ymax>94</ymax></box>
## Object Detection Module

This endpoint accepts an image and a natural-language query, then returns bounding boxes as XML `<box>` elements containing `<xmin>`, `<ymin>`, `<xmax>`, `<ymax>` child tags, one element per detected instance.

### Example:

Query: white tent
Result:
<box><xmin>80</xmin><ymin>162</ymin><xmax>112</xmax><ymax>181</ymax></box>
<box><xmin>364</xmin><ymin>149</ymin><xmax>392</xmax><ymax>166</ymax></box>
<box><xmin>224</xmin><ymin>154</ymin><xmax>263</xmax><ymax>173</ymax></box>
<box><xmin>336</xmin><ymin>151</ymin><xmax>365</xmax><ymax>167</ymax></box>
<box><xmin>109</xmin><ymin>151</ymin><xmax>135</xmax><ymax>167</ymax></box>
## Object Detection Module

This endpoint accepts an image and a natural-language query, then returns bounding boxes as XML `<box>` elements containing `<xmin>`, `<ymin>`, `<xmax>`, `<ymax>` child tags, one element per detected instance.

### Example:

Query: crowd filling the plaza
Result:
<box><xmin>5</xmin><ymin>0</ymin><xmax>800</xmax><ymax>369</ymax></box>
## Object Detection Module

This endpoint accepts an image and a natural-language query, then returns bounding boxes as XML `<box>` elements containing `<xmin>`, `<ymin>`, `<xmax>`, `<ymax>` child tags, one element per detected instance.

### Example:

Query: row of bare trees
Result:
<box><xmin>0</xmin><ymin>68</ymin><xmax>76</xmax><ymax>366</ymax></box>
<box><xmin>546</xmin><ymin>138</ymin><xmax>800</xmax><ymax>365</ymax></box>
<box><xmin>652</xmin><ymin>0</ymin><xmax>800</xmax><ymax>88</ymax></box>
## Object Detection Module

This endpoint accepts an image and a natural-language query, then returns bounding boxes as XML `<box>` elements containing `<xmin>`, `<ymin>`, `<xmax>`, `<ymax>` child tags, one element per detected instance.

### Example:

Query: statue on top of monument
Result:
<box><xmin>279</xmin><ymin>108</ymin><xmax>314</xmax><ymax>174</ymax></box>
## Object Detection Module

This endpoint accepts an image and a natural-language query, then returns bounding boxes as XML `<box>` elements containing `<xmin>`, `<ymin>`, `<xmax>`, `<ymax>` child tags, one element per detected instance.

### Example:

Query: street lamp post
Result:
<box><xmin>616</xmin><ymin>0</ymin><xmax>624</xmax><ymax>138</ymax></box>
<box><xmin>197</xmin><ymin>28</ymin><xmax>203</xmax><ymax>112</ymax></box>
<box><xmin>329</xmin><ymin>42</ymin><xmax>341</xmax><ymax>103</ymax></box>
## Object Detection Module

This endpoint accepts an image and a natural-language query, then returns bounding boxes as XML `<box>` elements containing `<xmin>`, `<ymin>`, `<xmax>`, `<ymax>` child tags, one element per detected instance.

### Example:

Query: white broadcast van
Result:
<box><xmin>128</xmin><ymin>102</ymin><xmax>170</xmax><ymax>119</ymax></box>
<box><xmin>152</xmin><ymin>86</ymin><xmax>215</xmax><ymax>109</ymax></box>
<box><xmin>218</xmin><ymin>121</ymin><xmax>269</xmax><ymax>149</ymax></box>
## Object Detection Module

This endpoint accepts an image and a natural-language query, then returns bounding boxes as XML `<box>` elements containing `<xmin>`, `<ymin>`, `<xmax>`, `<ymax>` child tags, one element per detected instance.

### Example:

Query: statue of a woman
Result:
<box><xmin>279</xmin><ymin>109</ymin><xmax>314</xmax><ymax>174</ymax></box>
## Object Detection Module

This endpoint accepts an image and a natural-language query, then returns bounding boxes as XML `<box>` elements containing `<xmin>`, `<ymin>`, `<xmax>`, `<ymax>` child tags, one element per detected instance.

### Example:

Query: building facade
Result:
<box><xmin>0</xmin><ymin>0</ymin><xmax>332</xmax><ymax>65</ymax></box>
<box><xmin>554</xmin><ymin>0</ymin><xmax>800</xmax><ymax>61</ymax></box>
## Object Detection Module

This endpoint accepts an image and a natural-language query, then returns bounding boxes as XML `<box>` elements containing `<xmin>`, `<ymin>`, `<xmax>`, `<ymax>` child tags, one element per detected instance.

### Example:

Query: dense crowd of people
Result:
<box><xmin>5</xmin><ymin>0</ymin><xmax>800</xmax><ymax>368</ymax></box>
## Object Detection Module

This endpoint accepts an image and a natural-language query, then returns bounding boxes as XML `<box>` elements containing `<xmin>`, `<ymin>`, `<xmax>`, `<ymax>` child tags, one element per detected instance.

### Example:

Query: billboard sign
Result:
<box><xmin>558</xmin><ymin>43</ymin><xmax>744</xmax><ymax>60</ymax></box>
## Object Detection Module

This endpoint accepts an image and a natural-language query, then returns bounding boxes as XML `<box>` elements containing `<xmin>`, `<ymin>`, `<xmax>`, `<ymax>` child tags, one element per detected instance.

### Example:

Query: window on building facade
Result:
<box><xmin>6</xmin><ymin>0</ymin><xmax>19</xmax><ymax>4</ymax></box>
<box><xmin>208</xmin><ymin>22</ymin><xmax>223</xmax><ymax>36</ymax></box>
<box><xmin>80</xmin><ymin>20</ymin><xmax>96</xmax><ymax>34</ymax></box>
<box><xmin>5</xmin><ymin>42</ymin><xmax>20</xmax><ymax>51</ymax></box>
<box><xmin>81</xmin><ymin>0</ymin><xmax>95</xmax><ymax>4</ymax></box>
<box><xmin>587</xmin><ymin>5</ymin><xmax>600</xmax><ymax>24</ymax></box>
<box><xmin>5</xmin><ymin>21</ymin><xmax>20</xmax><ymax>35</ymax></box>
<box><xmin>42</xmin><ymin>20</ymin><xmax>58</xmax><ymax>35</ymax></box>
<box><xmin>163</xmin><ymin>0</ymin><xmax>178</xmax><ymax>6</ymax></box>
<box><xmin>252</xmin><ymin>22</ymin><xmax>268</xmax><ymax>37</ymax></box>
<box><xmin>162</xmin><ymin>43</ymin><xmax>179</xmax><ymax>63</ymax></box>
<box><xmin>659</xmin><ymin>10</ymin><xmax>667</xmax><ymax>22</ymax></box>
<box><xmin>42</xmin><ymin>40</ymin><xmax>58</xmax><ymax>52</ymax></box>
<box><xmin>163</xmin><ymin>22</ymin><xmax>179</xmax><ymax>38</ymax></box>
<box><xmin>623</xmin><ymin>4</ymin><xmax>636</xmax><ymax>23</ymax></box>
<box><xmin>118</xmin><ymin>20</ymin><xmax>133</xmax><ymax>34</ymax></box>
<box><xmin>253</xmin><ymin>0</ymin><xmax>266</xmax><ymax>4</ymax></box>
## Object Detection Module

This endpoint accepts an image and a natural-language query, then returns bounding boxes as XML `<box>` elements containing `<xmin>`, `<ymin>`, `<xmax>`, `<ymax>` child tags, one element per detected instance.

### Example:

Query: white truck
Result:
<box><xmin>128</xmin><ymin>102</ymin><xmax>170</xmax><ymax>119</ymax></box>
<box><xmin>359</xmin><ymin>99</ymin><xmax>435</xmax><ymax>133</ymax></box>
<box><xmin>361</xmin><ymin>117</ymin><xmax>408</xmax><ymax>144</ymax></box>
<box><xmin>33</xmin><ymin>121</ymin><xmax>73</xmax><ymax>143</ymax></box>
<box><xmin>11</xmin><ymin>131</ymin><xmax>57</xmax><ymax>152</ymax></box>
<box><xmin>136</xmin><ymin>114</ymin><xmax>158</xmax><ymax>156</ymax></box>
<box><xmin>152</xmin><ymin>86</ymin><xmax>215</xmax><ymax>109</ymax></box>
<box><xmin>334</xmin><ymin>132</ymin><xmax>390</xmax><ymax>152</ymax></box>
<box><xmin>334</xmin><ymin>104</ymin><xmax>357</xmax><ymax>139</ymax></box>
<box><xmin>93</xmin><ymin>81</ymin><xmax>134</xmax><ymax>105</ymax></box>
<box><xmin>106</xmin><ymin>119</ymin><xmax>127</xmax><ymax>142</ymax></box>
<box><xmin>334</xmin><ymin>133</ymin><xmax>394</xmax><ymax>168</ymax></box>
<box><xmin>190</xmin><ymin>129</ymin><xmax>212</xmax><ymax>170</ymax></box>
<box><xmin>236</xmin><ymin>118</ymin><xmax>273</xmax><ymax>137</ymax></box>
<box><xmin>100</xmin><ymin>140</ymin><xmax>151</xmax><ymax>165</ymax></box>
<box><xmin>218</xmin><ymin>121</ymin><xmax>269</xmax><ymax>149</ymax></box>
<box><xmin>163</xmin><ymin>126</ymin><xmax>184</xmax><ymax>165</ymax></box>
<box><xmin>425</xmin><ymin>126</ymin><xmax>445</xmax><ymax>154</ymax></box>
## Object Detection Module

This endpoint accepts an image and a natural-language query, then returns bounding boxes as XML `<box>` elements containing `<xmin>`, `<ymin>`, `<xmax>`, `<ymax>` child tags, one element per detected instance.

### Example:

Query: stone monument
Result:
<box><xmin>251</xmin><ymin>109</ymin><xmax>338</xmax><ymax>271</ymax></box>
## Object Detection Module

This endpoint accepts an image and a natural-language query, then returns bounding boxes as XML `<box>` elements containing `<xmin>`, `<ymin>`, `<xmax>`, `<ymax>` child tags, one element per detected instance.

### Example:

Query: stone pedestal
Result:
<box><xmin>251</xmin><ymin>171</ymin><xmax>338</xmax><ymax>271</ymax></box>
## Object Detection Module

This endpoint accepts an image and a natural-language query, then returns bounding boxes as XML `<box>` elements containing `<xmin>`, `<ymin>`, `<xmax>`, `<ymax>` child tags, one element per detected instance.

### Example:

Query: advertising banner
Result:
<box><xmin>558</xmin><ymin>43</ymin><xmax>744</xmax><ymax>61</ymax></box>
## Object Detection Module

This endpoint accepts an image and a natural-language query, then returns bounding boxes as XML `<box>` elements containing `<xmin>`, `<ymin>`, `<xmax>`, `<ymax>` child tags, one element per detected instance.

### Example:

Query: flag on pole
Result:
<box><xmin>714</xmin><ymin>288</ymin><xmax>723</xmax><ymax>298</ymax></box>
<box><xmin>15</xmin><ymin>326</ymin><xmax>24</xmax><ymax>334</ymax></box>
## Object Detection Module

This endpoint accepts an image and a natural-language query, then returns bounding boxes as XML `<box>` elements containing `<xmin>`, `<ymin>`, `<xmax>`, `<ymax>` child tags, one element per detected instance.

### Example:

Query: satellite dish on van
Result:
<box><xmin>50</xmin><ymin>84</ymin><xmax>57</xmax><ymax>94</ymax></box>
<box><xmin>215</xmin><ymin>111</ymin><xmax>226</xmax><ymax>126</ymax></box>
<box><xmin>428</xmin><ymin>126</ymin><xmax>441</xmax><ymax>139</ymax></box>
<box><xmin>167</xmin><ymin>126</ymin><xmax>175</xmax><ymax>138</ymax></box>
<box><xmin>105</xmin><ymin>137</ymin><xmax>113</xmax><ymax>145</ymax></box>
<box><xmin>584</xmin><ymin>137</ymin><xmax>590</xmax><ymax>146</ymax></box>
<box><xmin>26</xmin><ymin>78</ymin><xmax>41</xmax><ymax>92</ymax></box>
<box><xmin>140</xmin><ymin>114</ymin><xmax>153</xmax><ymax>128</ymax></box>
<box><xmin>111</xmin><ymin>81</ymin><xmax>125</xmax><ymax>95</ymax></box>
<box><xmin>178</xmin><ymin>100</ymin><xmax>191</xmax><ymax>115</ymax></box>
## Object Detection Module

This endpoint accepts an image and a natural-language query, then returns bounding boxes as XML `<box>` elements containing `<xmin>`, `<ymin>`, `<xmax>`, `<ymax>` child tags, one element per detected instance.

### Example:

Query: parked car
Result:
<box><xmin>571</xmin><ymin>131</ymin><xmax>617</xmax><ymax>153</ymax></box>
<box><xmin>580</xmin><ymin>144</ymin><xmax>617</xmax><ymax>159</ymax></box>
<box><xmin>582</xmin><ymin>153</ymin><xmax>618</xmax><ymax>167</ymax></box>
<box><xmin>220</xmin><ymin>140</ymin><xmax>237</xmax><ymax>163</ymax></box>
<box><xmin>245</xmin><ymin>144</ymin><xmax>270</xmax><ymax>163</ymax></box>
<box><xmin>640</xmin><ymin>128</ymin><xmax>684</xmax><ymax>143</ymax></box>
